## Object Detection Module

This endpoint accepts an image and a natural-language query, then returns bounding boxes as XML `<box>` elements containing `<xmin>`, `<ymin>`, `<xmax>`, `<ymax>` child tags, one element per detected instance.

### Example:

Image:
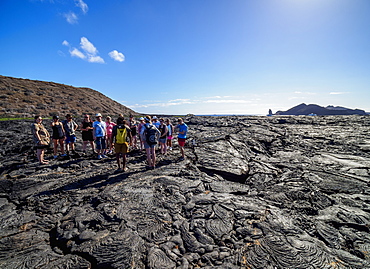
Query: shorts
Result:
<box><xmin>35</xmin><ymin>144</ymin><xmax>49</xmax><ymax>149</ymax></box>
<box><xmin>115</xmin><ymin>143</ymin><xmax>129</xmax><ymax>154</ymax></box>
<box><xmin>144</xmin><ymin>142</ymin><xmax>156</xmax><ymax>149</ymax></box>
<box><xmin>52</xmin><ymin>136</ymin><xmax>65</xmax><ymax>140</ymax></box>
<box><xmin>65</xmin><ymin>135</ymin><xmax>77</xmax><ymax>144</ymax></box>
<box><xmin>95</xmin><ymin>137</ymin><xmax>106</xmax><ymax>150</ymax></box>
<box><xmin>159</xmin><ymin>138</ymin><xmax>167</xmax><ymax>144</ymax></box>
<box><xmin>82</xmin><ymin>131</ymin><xmax>94</xmax><ymax>141</ymax></box>
<box><xmin>167</xmin><ymin>135</ymin><xmax>173</xmax><ymax>140</ymax></box>
<box><xmin>131</xmin><ymin>127</ymin><xmax>137</xmax><ymax>136</ymax></box>
<box><xmin>178</xmin><ymin>138</ymin><xmax>186</xmax><ymax>147</ymax></box>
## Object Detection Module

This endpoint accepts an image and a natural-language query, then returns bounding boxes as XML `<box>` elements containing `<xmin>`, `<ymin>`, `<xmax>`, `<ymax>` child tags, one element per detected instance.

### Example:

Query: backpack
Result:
<box><xmin>116</xmin><ymin>127</ymin><xmax>127</xmax><ymax>144</ymax></box>
<box><xmin>145</xmin><ymin>125</ymin><xmax>158</xmax><ymax>145</ymax></box>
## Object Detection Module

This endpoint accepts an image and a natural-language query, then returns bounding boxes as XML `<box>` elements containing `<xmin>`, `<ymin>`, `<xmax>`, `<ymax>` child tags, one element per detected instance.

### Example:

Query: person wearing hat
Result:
<box><xmin>80</xmin><ymin>114</ymin><xmax>95</xmax><ymax>155</ymax></box>
<box><xmin>128</xmin><ymin>115</ymin><xmax>138</xmax><ymax>150</ymax></box>
<box><xmin>175</xmin><ymin>118</ymin><xmax>188</xmax><ymax>160</ymax></box>
<box><xmin>139</xmin><ymin>115</ymin><xmax>160</xmax><ymax>169</ymax></box>
<box><xmin>105</xmin><ymin>116</ymin><xmax>116</xmax><ymax>154</ymax></box>
<box><xmin>31</xmin><ymin>116</ymin><xmax>50</xmax><ymax>164</ymax></box>
<box><xmin>137</xmin><ymin>117</ymin><xmax>145</xmax><ymax>150</ymax></box>
<box><xmin>63</xmin><ymin>114</ymin><xmax>78</xmax><ymax>155</ymax></box>
<box><xmin>165</xmin><ymin>118</ymin><xmax>174</xmax><ymax>150</ymax></box>
<box><xmin>93</xmin><ymin>113</ymin><xmax>107</xmax><ymax>159</ymax></box>
<box><xmin>152</xmin><ymin>116</ymin><xmax>160</xmax><ymax>129</ymax></box>
<box><xmin>50</xmin><ymin>115</ymin><xmax>66</xmax><ymax>158</ymax></box>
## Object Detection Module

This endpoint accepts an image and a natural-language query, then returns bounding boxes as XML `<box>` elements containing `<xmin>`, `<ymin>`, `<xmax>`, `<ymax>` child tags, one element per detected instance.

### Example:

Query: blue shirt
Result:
<box><xmin>153</xmin><ymin>121</ymin><xmax>160</xmax><ymax>128</ymax></box>
<box><xmin>177</xmin><ymin>123</ymin><xmax>188</xmax><ymax>139</ymax></box>
<box><xmin>93</xmin><ymin>121</ymin><xmax>106</xmax><ymax>137</ymax></box>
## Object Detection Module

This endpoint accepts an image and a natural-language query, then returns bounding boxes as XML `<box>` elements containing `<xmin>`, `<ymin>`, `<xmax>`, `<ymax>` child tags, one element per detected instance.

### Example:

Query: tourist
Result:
<box><xmin>166</xmin><ymin>118</ymin><xmax>174</xmax><ymax>150</ymax></box>
<box><xmin>152</xmin><ymin>116</ymin><xmax>160</xmax><ymax>128</ymax></box>
<box><xmin>80</xmin><ymin>114</ymin><xmax>95</xmax><ymax>155</ymax></box>
<box><xmin>129</xmin><ymin>115</ymin><xmax>138</xmax><ymax>150</ymax></box>
<box><xmin>50</xmin><ymin>115</ymin><xmax>66</xmax><ymax>158</ymax></box>
<box><xmin>105</xmin><ymin>116</ymin><xmax>116</xmax><ymax>154</ymax></box>
<box><xmin>31</xmin><ymin>116</ymin><xmax>50</xmax><ymax>165</ymax></box>
<box><xmin>140</xmin><ymin>115</ymin><xmax>160</xmax><ymax>169</ymax></box>
<box><xmin>137</xmin><ymin>117</ymin><xmax>145</xmax><ymax>150</ymax></box>
<box><xmin>93</xmin><ymin>113</ymin><xmax>107</xmax><ymax>160</ymax></box>
<box><xmin>176</xmin><ymin>118</ymin><xmax>188</xmax><ymax>160</ymax></box>
<box><xmin>158</xmin><ymin>118</ymin><xmax>168</xmax><ymax>154</ymax></box>
<box><xmin>112</xmin><ymin>117</ymin><xmax>132</xmax><ymax>171</ymax></box>
<box><xmin>63</xmin><ymin>114</ymin><xmax>78</xmax><ymax>155</ymax></box>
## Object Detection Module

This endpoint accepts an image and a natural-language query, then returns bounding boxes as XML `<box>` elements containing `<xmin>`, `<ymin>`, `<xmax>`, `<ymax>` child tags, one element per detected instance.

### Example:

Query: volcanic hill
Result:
<box><xmin>0</xmin><ymin>75</ymin><xmax>136</xmax><ymax>118</ymax></box>
<box><xmin>276</xmin><ymin>103</ymin><xmax>367</xmax><ymax>116</ymax></box>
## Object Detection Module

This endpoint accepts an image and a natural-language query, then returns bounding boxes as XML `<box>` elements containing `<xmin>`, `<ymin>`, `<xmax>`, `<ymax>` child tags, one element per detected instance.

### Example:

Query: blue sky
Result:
<box><xmin>1</xmin><ymin>0</ymin><xmax>370</xmax><ymax>115</ymax></box>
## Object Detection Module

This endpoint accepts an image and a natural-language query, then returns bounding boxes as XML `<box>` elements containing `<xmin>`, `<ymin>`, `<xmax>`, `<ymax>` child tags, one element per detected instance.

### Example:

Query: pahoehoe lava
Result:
<box><xmin>1</xmin><ymin>115</ymin><xmax>370</xmax><ymax>268</ymax></box>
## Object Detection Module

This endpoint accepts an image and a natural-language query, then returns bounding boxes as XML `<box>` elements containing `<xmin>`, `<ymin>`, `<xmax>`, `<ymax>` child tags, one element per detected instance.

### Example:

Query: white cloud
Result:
<box><xmin>88</xmin><ymin>56</ymin><xmax>105</xmax><ymax>63</ymax></box>
<box><xmin>205</xmin><ymin>95</ymin><xmax>222</xmax><ymax>99</ymax></box>
<box><xmin>168</xmin><ymin>99</ymin><xmax>191</xmax><ymax>103</ymax></box>
<box><xmin>64</xmin><ymin>12</ymin><xmax>78</xmax><ymax>24</ymax></box>
<box><xmin>108</xmin><ymin>50</ymin><xmax>125</xmax><ymax>62</ymax></box>
<box><xmin>70</xmin><ymin>48</ymin><xmax>86</xmax><ymax>59</ymax></box>
<box><xmin>330</xmin><ymin>92</ymin><xmax>349</xmax><ymax>95</ymax></box>
<box><xmin>63</xmin><ymin>37</ymin><xmax>105</xmax><ymax>63</ymax></box>
<box><xmin>80</xmin><ymin>37</ymin><xmax>98</xmax><ymax>55</ymax></box>
<box><xmin>75</xmin><ymin>0</ymin><xmax>88</xmax><ymax>14</ymax></box>
<box><xmin>129</xmin><ymin>99</ymin><xmax>196</xmax><ymax>109</ymax></box>
<box><xmin>288</xmin><ymin>96</ymin><xmax>305</xmax><ymax>100</ymax></box>
<box><xmin>293</xmin><ymin>91</ymin><xmax>316</xmax><ymax>95</ymax></box>
<box><xmin>73</xmin><ymin>37</ymin><xmax>105</xmax><ymax>63</ymax></box>
<box><xmin>204</xmin><ymin>99</ymin><xmax>251</xmax><ymax>104</ymax></box>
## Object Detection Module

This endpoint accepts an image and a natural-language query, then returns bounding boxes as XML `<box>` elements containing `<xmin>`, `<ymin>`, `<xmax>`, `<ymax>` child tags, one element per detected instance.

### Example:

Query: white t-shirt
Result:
<box><xmin>93</xmin><ymin>121</ymin><xmax>106</xmax><ymax>137</ymax></box>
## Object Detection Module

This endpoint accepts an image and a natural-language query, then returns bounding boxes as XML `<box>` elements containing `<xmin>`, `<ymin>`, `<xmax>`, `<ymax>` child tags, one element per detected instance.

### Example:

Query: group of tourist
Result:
<box><xmin>31</xmin><ymin>114</ymin><xmax>188</xmax><ymax>170</ymax></box>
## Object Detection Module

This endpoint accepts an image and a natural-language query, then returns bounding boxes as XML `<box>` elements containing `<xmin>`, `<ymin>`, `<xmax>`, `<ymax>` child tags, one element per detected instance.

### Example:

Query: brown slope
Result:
<box><xmin>0</xmin><ymin>75</ymin><xmax>137</xmax><ymax>118</ymax></box>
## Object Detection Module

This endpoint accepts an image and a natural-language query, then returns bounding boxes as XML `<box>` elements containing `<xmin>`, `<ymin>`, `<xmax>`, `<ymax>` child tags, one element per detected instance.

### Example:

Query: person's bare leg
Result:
<box><xmin>151</xmin><ymin>147</ymin><xmax>156</xmax><ymax>168</ymax></box>
<box><xmin>123</xmin><ymin>154</ymin><xmax>127</xmax><ymax>171</ymax></box>
<box><xmin>82</xmin><ymin>141</ymin><xmax>87</xmax><ymax>151</ymax></box>
<box><xmin>53</xmin><ymin>140</ymin><xmax>58</xmax><ymax>156</ymax></box>
<box><xmin>116</xmin><ymin>153</ymin><xmax>121</xmax><ymax>169</ymax></box>
<box><xmin>146</xmin><ymin>148</ymin><xmax>152</xmax><ymax>167</ymax></box>
<box><xmin>59</xmin><ymin>139</ymin><xmax>65</xmax><ymax>155</ymax></box>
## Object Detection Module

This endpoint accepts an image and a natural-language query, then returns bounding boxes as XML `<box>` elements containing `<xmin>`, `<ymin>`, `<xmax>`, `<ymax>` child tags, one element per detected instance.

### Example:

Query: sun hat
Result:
<box><xmin>96</xmin><ymin>113</ymin><xmax>102</xmax><ymax>117</ymax></box>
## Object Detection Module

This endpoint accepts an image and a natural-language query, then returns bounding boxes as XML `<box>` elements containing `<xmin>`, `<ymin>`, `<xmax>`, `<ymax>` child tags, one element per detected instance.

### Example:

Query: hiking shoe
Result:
<box><xmin>97</xmin><ymin>155</ymin><xmax>102</xmax><ymax>160</ymax></box>
<box><xmin>60</xmin><ymin>154</ymin><xmax>67</xmax><ymax>157</ymax></box>
<box><xmin>53</xmin><ymin>155</ymin><xmax>58</xmax><ymax>159</ymax></box>
<box><xmin>101</xmin><ymin>154</ymin><xmax>108</xmax><ymax>158</ymax></box>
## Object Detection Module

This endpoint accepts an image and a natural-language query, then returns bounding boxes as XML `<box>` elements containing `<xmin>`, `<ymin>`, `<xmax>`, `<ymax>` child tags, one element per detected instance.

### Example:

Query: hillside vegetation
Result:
<box><xmin>0</xmin><ymin>75</ymin><xmax>137</xmax><ymax>118</ymax></box>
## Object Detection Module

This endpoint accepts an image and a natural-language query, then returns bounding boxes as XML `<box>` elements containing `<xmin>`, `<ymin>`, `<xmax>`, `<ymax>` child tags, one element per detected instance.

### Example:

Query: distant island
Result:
<box><xmin>275</xmin><ymin>103</ymin><xmax>367</xmax><ymax>116</ymax></box>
